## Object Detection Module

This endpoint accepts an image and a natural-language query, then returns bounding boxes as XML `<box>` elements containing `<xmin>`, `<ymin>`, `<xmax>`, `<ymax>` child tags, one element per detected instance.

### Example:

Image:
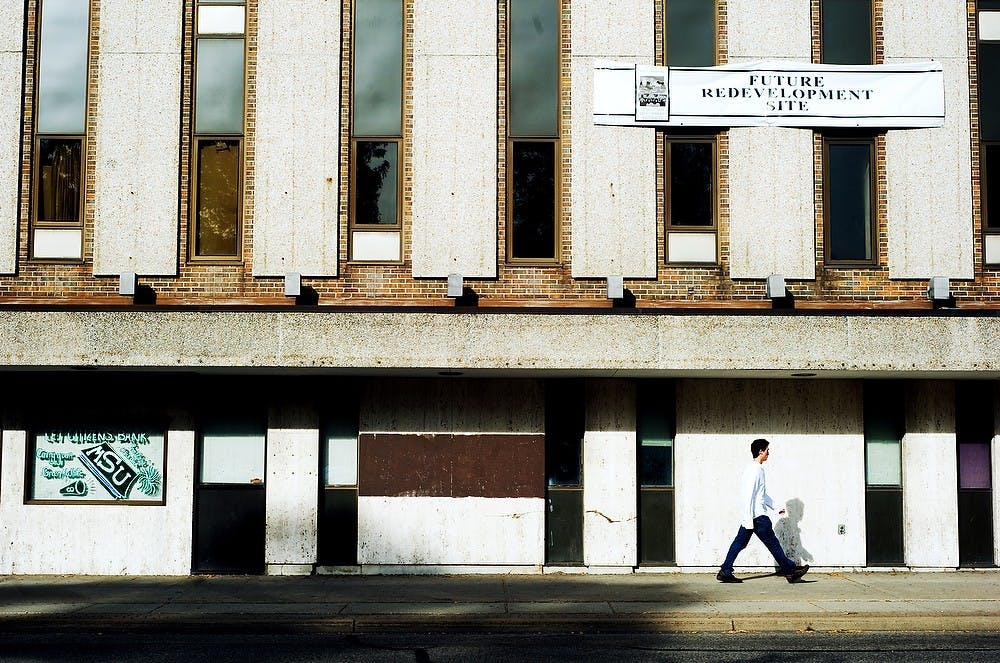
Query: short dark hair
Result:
<box><xmin>750</xmin><ymin>438</ymin><xmax>769</xmax><ymax>458</ymax></box>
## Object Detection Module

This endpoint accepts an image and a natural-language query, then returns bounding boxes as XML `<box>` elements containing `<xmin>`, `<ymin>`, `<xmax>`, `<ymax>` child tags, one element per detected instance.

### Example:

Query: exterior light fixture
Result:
<box><xmin>447</xmin><ymin>273</ymin><xmax>464</xmax><ymax>298</ymax></box>
<box><xmin>119</xmin><ymin>272</ymin><xmax>137</xmax><ymax>297</ymax></box>
<box><xmin>284</xmin><ymin>272</ymin><xmax>302</xmax><ymax>298</ymax></box>
<box><xmin>607</xmin><ymin>275</ymin><xmax>625</xmax><ymax>300</ymax></box>
<box><xmin>927</xmin><ymin>276</ymin><xmax>950</xmax><ymax>302</ymax></box>
<box><xmin>765</xmin><ymin>274</ymin><xmax>786</xmax><ymax>299</ymax></box>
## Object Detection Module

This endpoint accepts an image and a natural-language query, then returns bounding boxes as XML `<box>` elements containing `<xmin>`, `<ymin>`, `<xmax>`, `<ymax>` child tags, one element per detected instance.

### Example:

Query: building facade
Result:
<box><xmin>0</xmin><ymin>0</ymin><xmax>997</xmax><ymax>575</ymax></box>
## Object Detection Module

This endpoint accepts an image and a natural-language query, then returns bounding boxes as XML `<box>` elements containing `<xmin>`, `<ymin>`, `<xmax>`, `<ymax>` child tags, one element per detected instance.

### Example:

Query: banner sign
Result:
<box><xmin>595</xmin><ymin>60</ymin><xmax>945</xmax><ymax>129</ymax></box>
<box><xmin>31</xmin><ymin>430</ymin><xmax>166</xmax><ymax>503</ymax></box>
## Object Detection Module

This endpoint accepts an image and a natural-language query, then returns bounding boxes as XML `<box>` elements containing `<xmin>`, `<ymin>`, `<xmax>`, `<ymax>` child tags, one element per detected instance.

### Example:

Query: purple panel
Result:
<box><xmin>959</xmin><ymin>443</ymin><xmax>992</xmax><ymax>489</ymax></box>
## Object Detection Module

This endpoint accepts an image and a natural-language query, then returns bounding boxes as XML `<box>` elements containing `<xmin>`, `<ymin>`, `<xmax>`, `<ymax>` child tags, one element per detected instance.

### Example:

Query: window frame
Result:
<box><xmin>980</xmin><ymin>10</ymin><xmax>1000</xmax><ymax>266</ymax></box>
<box><xmin>29</xmin><ymin>0</ymin><xmax>91</xmax><ymax>263</ymax></box>
<box><xmin>348</xmin><ymin>0</ymin><xmax>405</xmax><ymax>264</ymax></box>
<box><xmin>819</xmin><ymin>0</ymin><xmax>874</xmax><ymax>66</ymax></box>
<box><xmin>822</xmin><ymin>135</ymin><xmax>877</xmax><ymax>268</ymax></box>
<box><xmin>505</xmin><ymin>0</ymin><xmax>562</xmax><ymax>266</ymax></box>
<box><xmin>663</xmin><ymin>134</ymin><xmax>718</xmax><ymax>266</ymax></box>
<box><xmin>188</xmin><ymin>0</ymin><xmax>246</xmax><ymax>264</ymax></box>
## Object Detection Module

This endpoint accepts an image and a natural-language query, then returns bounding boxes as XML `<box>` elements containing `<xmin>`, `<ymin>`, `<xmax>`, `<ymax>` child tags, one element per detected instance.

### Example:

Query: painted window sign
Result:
<box><xmin>30</xmin><ymin>430</ymin><xmax>166</xmax><ymax>504</ymax></box>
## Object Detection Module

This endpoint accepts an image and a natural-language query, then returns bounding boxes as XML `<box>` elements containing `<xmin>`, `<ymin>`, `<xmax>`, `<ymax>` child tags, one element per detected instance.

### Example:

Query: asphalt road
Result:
<box><xmin>1</xmin><ymin>632</ymin><xmax>999</xmax><ymax>662</ymax></box>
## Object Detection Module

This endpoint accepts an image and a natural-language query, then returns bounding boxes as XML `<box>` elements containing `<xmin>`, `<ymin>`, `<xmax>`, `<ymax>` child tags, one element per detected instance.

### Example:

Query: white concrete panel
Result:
<box><xmin>885</xmin><ymin>59</ymin><xmax>973</xmax><ymax>280</ymax></box>
<box><xmin>265</xmin><ymin>406</ymin><xmax>319</xmax><ymax>567</ymax></box>
<box><xmin>885</xmin><ymin>0</ymin><xmax>972</xmax><ymax>279</ymax></box>
<box><xmin>902</xmin><ymin>381</ymin><xmax>959</xmax><ymax>568</ymax></box>
<box><xmin>0</xmin><ymin>429</ymin><xmax>195</xmax><ymax>575</ymax></box>
<box><xmin>253</xmin><ymin>0</ymin><xmax>341</xmax><ymax>277</ymax></box>
<box><xmin>411</xmin><ymin>3</ymin><xmax>496</xmax><ymax>278</ymax></box>
<box><xmin>583</xmin><ymin>380</ymin><xmax>638</xmax><ymax>567</ymax></box>
<box><xmin>728</xmin><ymin>128</ymin><xmax>815</xmax><ymax>279</ymax></box>
<box><xmin>352</xmin><ymin>231</ymin><xmax>401</xmax><ymax>262</ymax></box>
<box><xmin>668</xmin><ymin>232</ymin><xmax>716</xmax><ymax>264</ymax></box>
<box><xmin>674</xmin><ymin>380</ymin><xmax>866</xmax><ymax>568</ymax></box>
<box><xmin>884</xmin><ymin>1</ymin><xmax>968</xmax><ymax>59</ymax></box>
<box><xmin>93</xmin><ymin>1</ymin><xmax>182</xmax><ymax>276</ymax></box>
<box><xmin>0</xmin><ymin>4</ymin><xmax>24</xmax><ymax>274</ymax></box>
<box><xmin>33</xmin><ymin>229</ymin><xmax>82</xmax><ymax>260</ymax></box>
<box><xmin>728</xmin><ymin>0</ymin><xmax>811</xmax><ymax>61</ymax></box>
<box><xmin>571</xmin><ymin>59</ymin><xmax>657</xmax><ymax>278</ymax></box>
<box><xmin>570</xmin><ymin>1</ymin><xmax>655</xmax><ymax>278</ymax></box>
<box><xmin>358</xmin><ymin>496</ymin><xmax>544</xmax><ymax>564</ymax></box>
<box><xmin>361</xmin><ymin>379</ymin><xmax>544</xmax><ymax>434</ymax></box>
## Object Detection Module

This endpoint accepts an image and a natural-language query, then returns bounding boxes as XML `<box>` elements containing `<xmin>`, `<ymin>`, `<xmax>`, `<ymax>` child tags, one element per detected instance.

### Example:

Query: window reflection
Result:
<box><xmin>666</xmin><ymin>0</ymin><xmax>716</xmax><ymax>66</ymax></box>
<box><xmin>37</xmin><ymin>0</ymin><xmax>89</xmax><ymax>134</ymax></box>
<box><xmin>196</xmin><ymin>140</ymin><xmax>240</xmax><ymax>256</ymax></box>
<box><xmin>195</xmin><ymin>39</ymin><xmax>245</xmax><ymax>134</ymax></box>
<box><xmin>828</xmin><ymin>142</ymin><xmax>873</xmax><ymax>262</ymax></box>
<box><xmin>509</xmin><ymin>0</ymin><xmax>559</xmax><ymax>137</ymax></box>
<box><xmin>669</xmin><ymin>142</ymin><xmax>713</xmax><ymax>227</ymax></box>
<box><xmin>354</xmin><ymin>0</ymin><xmax>403</xmax><ymax>137</ymax></box>
<box><xmin>511</xmin><ymin>142</ymin><xmax>556</xmax><ymax>259</ymax></box>
<box><xmin>37</xmin><ymin>138</ymin><xmax>81</xmax><ymax>223</ymax></box>
<box><xmin>356</xmin><ymin>141</ymin><xmax>398</xmax><ymax>225</ymax></box>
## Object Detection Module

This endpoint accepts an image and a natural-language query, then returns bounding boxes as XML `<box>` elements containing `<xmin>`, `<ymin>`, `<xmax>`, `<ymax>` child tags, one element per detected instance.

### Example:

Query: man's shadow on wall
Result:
<box><xmin>775</xmin><ymin>498</ymin><xmax>815</xmax><ymax>579</ymax></box>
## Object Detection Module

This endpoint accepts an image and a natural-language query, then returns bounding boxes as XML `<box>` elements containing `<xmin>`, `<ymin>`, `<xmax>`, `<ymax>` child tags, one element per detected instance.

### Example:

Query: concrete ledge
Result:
<box><xmin>266</xmin><ymin>564</ymin><xmax>314</xmax><ymax>576</ymax></box>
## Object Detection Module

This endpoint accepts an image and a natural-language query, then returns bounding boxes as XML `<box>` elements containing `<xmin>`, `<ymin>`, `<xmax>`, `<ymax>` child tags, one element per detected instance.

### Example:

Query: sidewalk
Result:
<box><xmin>1</xmin><ymin>571</ymin><xmax>998</xmax><ymax>634</ymax></box>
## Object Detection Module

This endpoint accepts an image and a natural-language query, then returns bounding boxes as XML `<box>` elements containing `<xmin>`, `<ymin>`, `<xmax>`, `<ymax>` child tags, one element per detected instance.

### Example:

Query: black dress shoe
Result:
<box><xmin>786</xmin><ymin>565</ymin><xmax>809</xmax><ymax>583</ymax></box>
<box><xmin>716</xmin><ymin>571</ymin><xmax>743</xmax><ymax>583</ymax></box>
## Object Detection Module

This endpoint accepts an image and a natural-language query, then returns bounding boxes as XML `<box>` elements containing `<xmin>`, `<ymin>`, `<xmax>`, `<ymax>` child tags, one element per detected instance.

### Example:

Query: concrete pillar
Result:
<box><xmin>583</xmin><ymin>379</ymin><xmax>637</xmax><ymax>570</ymax></box>
<box><xmin>0</xmin><ymin>2</ymin><xmax>23</xmax><ymax>274</ymax></box>
<box><xmin>903</xmin><ymin>381</ymin><xmax>959</xmax><ymax>568</ymax></box>
<box><xmin>265</xmin><ymin>404</ymin><xmax>319</xmax><ymax>575</ymax></box>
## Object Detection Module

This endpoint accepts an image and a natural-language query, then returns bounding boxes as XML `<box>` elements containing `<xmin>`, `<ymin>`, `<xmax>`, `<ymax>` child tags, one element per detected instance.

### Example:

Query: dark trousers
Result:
<box><xmin>720</xmin><ymin>515</ymin><xmax>795</xmax><ymax>575</ymax></box>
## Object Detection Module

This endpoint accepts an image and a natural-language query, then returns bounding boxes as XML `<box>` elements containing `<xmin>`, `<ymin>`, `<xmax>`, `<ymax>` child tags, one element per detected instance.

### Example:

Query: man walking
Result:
<box><xmin>717</xmin><ymin>438</ymin><xmax>809</xmax><ymax>583</ymax></box>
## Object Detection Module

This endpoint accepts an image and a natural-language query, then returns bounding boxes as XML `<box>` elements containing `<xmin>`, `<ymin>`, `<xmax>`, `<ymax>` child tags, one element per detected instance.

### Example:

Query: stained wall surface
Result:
<box><xmin>265</xmin><ymin>405</ymin><xmax>319</xmax><ymax>572</ymax></box>
<box><xmin>253</xmin><ymin>0</ymin><xmax>341</xmax><ymax>277</ymax></box>
<box><xmin>571</xmin><ymin>0</ymin><xmax>656</xmax><ymax>278</ymax></box>
<box><xmin>356</xmin><ymin>378</ymin><xmax>545</xmax><ymax>565</ymax></box>
<box><xmin>583</xmin><ymin>379</ymin><xmax>638</xmax><ymax>567</ymax></box>
<box><xmin>410</xmin><ymin>1</ymin><xmax>497</xmax><ymax>278</ymax></box>
<box><xmin>0</xmin><ymin>429</ymin><xmax>195</xmax><ymax>575</ymax></box>
<box><xmin>674</xmin><ymin>379</ymin><xmax>866</xmax><ymax>568</ymax></box>
<box><xmin>0</xmin><ymin>2</ymin><xmax>22</xmax><ymax>274</ymax></box>
<box><xmin>92</xmin><ymin>0</ymin><xmax>182</xmax><ymax>276</ymax></box>
<box><xmin>903</xmin><ymin>380</ymin><xmax>960</xmax><ymax>567</ymax></box>
<box><xmin>884</xmin><ymin>0</ymin><xmax>974</xmax><ymax>279</ymax></box>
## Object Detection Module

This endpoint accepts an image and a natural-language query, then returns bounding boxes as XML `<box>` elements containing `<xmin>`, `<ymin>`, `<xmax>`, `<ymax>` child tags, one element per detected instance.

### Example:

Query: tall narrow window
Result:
<box><xmin>980</xmin><ymin>3</ymin><xmax>1000</xmax><ymax>265</ymax></box>
<box><xmin>31</xmin><ymin>0</ymin><xmax>89</xmax><ymax>261</ymax></box>
<box><xmin>351</xmin><ymin>0</ymin><xmax>403</xmax><ymax>262</ymax></box>
<box><xmin>191</xmin><ymin>1</ymin><xmax>245</xmax><ymax>260</ymax></box>
<box><xmin>507</xmin><ymin>0</ymin><xmax>560</xmax><ymax>263</ymax></box>
<box><xmin>824</xmin><ymin>138</ymin><xmax>875</xmax><ymax>265</ymax></box>
<box><xmin>820</xmin><ymin>0</ymin><xmax>873</xmax><ymax>65</ymax></box>
<box><xmin>956</xmin><ymin>382</ymin><xmax>995</xmax><ymax>567</ymax></box>
<box><xmin>545</xmin><ymin>379</ymin><xmax>584</xmax><ymax>565</ymax></box>
<box><xmin>665</xmin><ymin>138</ymin><xmax>717</xmax><ymax>264</ymax></box>
<box><xmin>665</xmin><ymin>0</ymin><xmax>716</xmax><ymax>66</ymax></box>
<box><xmin>864</xmin><ymin>381</ymin><xmax>904</xmax><ymax>566</ymax></box>
<box><xmin>638</xmin><ymin>380</ymin><xmax>675</xmax><ymax>566</ymax></box>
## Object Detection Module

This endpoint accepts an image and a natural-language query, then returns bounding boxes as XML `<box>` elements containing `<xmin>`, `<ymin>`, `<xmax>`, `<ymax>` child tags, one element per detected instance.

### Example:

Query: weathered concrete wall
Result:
<box><xmin>994</xmin><ymin>383</ymin><xmax>1000</xmax><ymax>567</ymax></box>
<box><xmin>253</xmin><ymin>0</ymin><xmax>341</xmax><ymax>277</ymax></box>
<box><xmin>728</xmin><ymin>127</ymin><xmax>816</xmax><ymax>280</ymax></box>
<box><xmin>583</xmin><ymin>379</ymin><xmax>638</xmax><ymax>567</ymax></box>
<box><xmin>884</xmin><ymin>0</ymin><xmax>974</xmax><ymax>279</ymax></box>
<box><xmin>265</xmin><ymin>404</ymin><xmax>319</xmax><ymax>574</ymax></box>
<box><xmin>92</xmin><ymin>0</ymin><xmax>182</xmax><ymax>276</ymax></box>
<box><xmin>411</xmin><ymin>1</ymin><xmax>496</xmax><ymax>278</ymax></box>
<box><xmin>729</xmin><ymin>0</ymin><xmax>811</xmax><ymax>60</ymax></box>
<box><xmin>903</xmin><ymin>381</ymin><xmax>959</xmax><ymax>567</ymax></box>
<box><xmin>727</xmin><ymin>1</ymin><xmax>814</xmax><ymax>280</ymax></box>
<box><xmin>357</xmin><ymin>378</ymin><xmax>544</xmax><ymax>565</ymax></box>
<box><xmin>674</xmin><ymin>380</ymin><xmax>866</xmax><ymax>568</ymax></box>
<box><xmin>0</xmin><ymin>2</ymin><xmax>22</xmax><ymax>274</ymax></box>
<box><xmin>3</xmin><ymin>311</ymin><xmax>999</xmax><ymax>377</ymax></box>
<box><xmin>571</xmin><ymin>0</ymin><xmax>656</xmax><ymax>278</ymax></box>
<box><xmin>0</xmin><ymin>429</ymin><xmax>194</xmax><ymax>575</ymax></box>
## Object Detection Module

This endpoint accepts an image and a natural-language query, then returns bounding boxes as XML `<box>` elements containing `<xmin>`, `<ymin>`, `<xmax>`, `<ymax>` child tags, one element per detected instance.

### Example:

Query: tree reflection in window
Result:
<box><xmin>196</xmin><ymin>139</ymin><xmax>240</xmax><ymax>256</ymax></box>
<box><xmin>356</xmin><ymin>141</ymin><xmax>398</xmax><ymax>225</ymax></box>
<box><xmin>37</xmin><ymin>138</ymin><xmax>81</xmax><ymax>223</ymax></box>
<box><xmin>511</xmin><ymin>142</ymin><xmax>556</xmax><ymax>259</ymax></box>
